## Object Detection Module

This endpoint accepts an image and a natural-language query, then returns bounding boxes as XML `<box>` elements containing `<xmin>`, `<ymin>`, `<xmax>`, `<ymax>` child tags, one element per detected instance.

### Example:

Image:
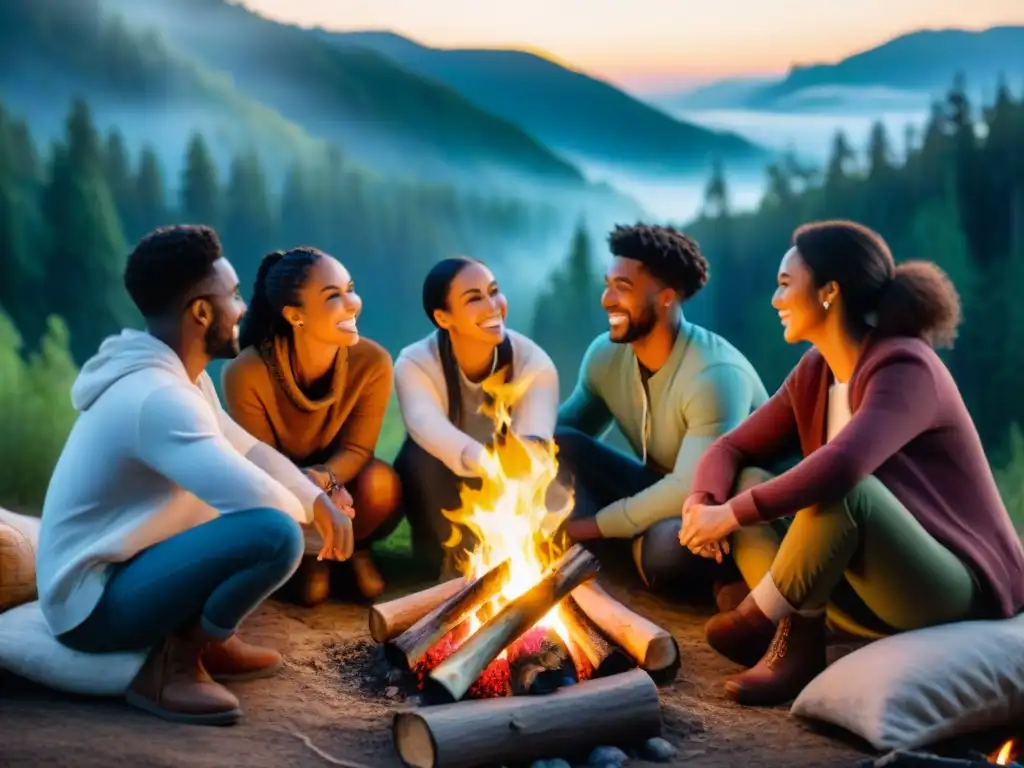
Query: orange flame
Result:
<box><xmin>991</xmin><ymin>739</ymin><xmax>1016</xmax><ymax>765</ymax></box>
<box><xmin>440</xmin><ymin>369</ymin><xmax>575</xmax><ymax>647</ymax></box>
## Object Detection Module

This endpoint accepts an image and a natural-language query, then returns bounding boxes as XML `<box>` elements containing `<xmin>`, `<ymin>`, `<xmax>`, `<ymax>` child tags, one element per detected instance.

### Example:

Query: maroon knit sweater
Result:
<box><xmin>690</xmin><ymin>334</ymin><xmax>1024</xmax><ymax>619</ymax></box>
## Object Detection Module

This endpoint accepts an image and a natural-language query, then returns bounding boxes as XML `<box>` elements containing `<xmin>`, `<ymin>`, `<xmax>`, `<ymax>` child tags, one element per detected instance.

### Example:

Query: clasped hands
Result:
<box><xmin>678</xmin><ymin>494</ymin><xmax>741</xmax><ymax>563</ymax></box>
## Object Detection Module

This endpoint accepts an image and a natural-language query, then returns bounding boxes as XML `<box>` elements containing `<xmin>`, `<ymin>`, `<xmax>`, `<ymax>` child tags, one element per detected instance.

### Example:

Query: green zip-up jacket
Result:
<box><xmin>558</xmin><ymin>321</ymin><xmax>769</xmax><ymax>538</ymax></box>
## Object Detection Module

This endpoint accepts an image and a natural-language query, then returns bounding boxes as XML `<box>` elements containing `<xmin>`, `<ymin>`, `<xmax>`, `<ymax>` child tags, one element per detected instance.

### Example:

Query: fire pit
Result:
<box><xmin>366</xmin><ymin>375</ymin><xmax>681</xmax><ymax>768</ymax></box>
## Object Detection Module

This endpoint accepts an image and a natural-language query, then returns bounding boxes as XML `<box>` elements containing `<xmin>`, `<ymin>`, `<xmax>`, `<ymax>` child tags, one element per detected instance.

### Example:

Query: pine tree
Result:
<box><xmin>42</xmin><ymin>99</ymin><xmax>137</xmax><ymax>362</ymax></box>
<box><xmin>181</xmin><ymin>132</ymin><xmax>219</xmax><ymax>227</ymax></box>
<box><xmin>222</xmin><ymin>149</ymin><xmax>274</xmax><ymax>289</ymax></box>
<box><xmin>133</xmin><ymin>145</ymin><xmax>166</xmax><ymax>242</ymax></box>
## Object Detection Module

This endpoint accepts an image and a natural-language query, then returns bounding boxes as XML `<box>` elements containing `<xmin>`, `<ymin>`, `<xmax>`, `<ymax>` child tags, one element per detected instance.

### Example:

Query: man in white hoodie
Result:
<box><xmin>36</xmin><ymin>225</ymin><xmax>354</xmax><ymax>726</ymax></box>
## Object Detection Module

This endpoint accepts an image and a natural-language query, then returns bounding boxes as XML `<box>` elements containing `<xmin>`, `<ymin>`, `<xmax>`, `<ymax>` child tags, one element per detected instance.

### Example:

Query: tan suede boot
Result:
<box><xmin>202</xmin><ymin>634</ymin><xmax>283</xmax><ymax>682</ymax></box>
<box><xmin>350</xmin><ymin>550</ymin><xmax>385</xmax><ymax>600</ymax></box>
<box><xmin>126</xmin><ymin>632</ymin><xmax>242</xmax><ymax>725</ymax></box>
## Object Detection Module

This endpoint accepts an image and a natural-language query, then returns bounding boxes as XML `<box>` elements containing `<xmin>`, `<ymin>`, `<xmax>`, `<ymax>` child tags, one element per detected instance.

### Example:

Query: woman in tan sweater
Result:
<box><xmin>222</xmin><ymin>248</ymin><xmax>401</xmax><ymax>605</ymax></box>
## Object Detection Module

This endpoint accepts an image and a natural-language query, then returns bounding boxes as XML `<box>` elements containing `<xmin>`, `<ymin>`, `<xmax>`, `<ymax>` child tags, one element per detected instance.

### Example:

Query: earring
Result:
<box><xmin>296</xmin><ymin>321</ymin><xmax>304</xmax><ymax>327</ymax></box>
<box><xmin>822</xmin><ymin>300</ymin><xmax>830</xmax><ymax>310</ymax></box>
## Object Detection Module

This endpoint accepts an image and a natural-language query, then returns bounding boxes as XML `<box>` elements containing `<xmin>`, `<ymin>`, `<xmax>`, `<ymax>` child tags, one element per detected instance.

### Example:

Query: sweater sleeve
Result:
<box><xmin>593</xmin><ymin>363</ymin><xmax>760</xmax><ymax>538</ymax></box>
<box><xmin>136</xmin><ymin>385</ymin><xmax>312</xmax><ymax>524</ymax></box>
<box><xmin>324</xmin><ymin>350</ymin><xmax>393</xmax><ymax>484</ymax></box>
<box><xmin>557</xmin><ymin>338</ymin><xmax>614</xmax><ymax>436</ymax></box>
<box><xmin>689</xmin><ymin>378</ymin><xmax>800</xmax><ymax>508</ymax></box>
<box><xmin>511</xmin><ymin>344</ymin><xmax>559</xmax><ymax>441</ymax></box>
<box><xmin>729</xmin><ymin>359</ymin><xmax>939</xmax><ymax>525</ymax></box>
<box><xmin>394</xmin><ymin>353</ymin><xmax>482</xmax><ymax>477</ymax></box>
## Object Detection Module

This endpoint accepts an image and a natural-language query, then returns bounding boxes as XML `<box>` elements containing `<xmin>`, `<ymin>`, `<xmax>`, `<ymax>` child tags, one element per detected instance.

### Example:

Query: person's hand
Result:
<box><xmin>682</xmin><ymin>492</ymin><xmax>711</xmax><ymax>515</ymax></box>
<box><xmin>312</xmin><ymin>493</ymin><xmax>354</xmax><ymax>562</ymax></box>
<box><xmin>460</xmin><ymin>442</ymin><xmax>488</xmax><ymax>477</ymax></box>
<box><xmin>679</xmin><ymin>502</ymin><xmax>740</xmax><ymax>552</ymax></box>
<box><xmin>563</xmin><ymin>517</ymin><xmax>603</xmax><ymax>542</ymax></box>
<box><xmin>303</xmin><ymin>465</ymin><xmax>333</xmax><ymax>492</ymax></box>
<box><xmin>694</xmin><ymin>539</ymin><xmax>730</xmax><ymax>563</ymax></box>
<box><xmin>331</xmin><ymin>484</ymin><xmax>355</xmax><ymax>516</ymax></box>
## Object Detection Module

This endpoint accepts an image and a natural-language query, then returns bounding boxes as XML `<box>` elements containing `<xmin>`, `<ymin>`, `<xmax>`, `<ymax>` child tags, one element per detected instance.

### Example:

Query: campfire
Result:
<box><xmin>367</xmin><ymin>373</ymin><xmax>679</xmax><ymax>767</ymax></box>
<box><xmin>991</xmin><ymin>739</ymin><xmax>1018</xmax><ymax>765</ymax></box>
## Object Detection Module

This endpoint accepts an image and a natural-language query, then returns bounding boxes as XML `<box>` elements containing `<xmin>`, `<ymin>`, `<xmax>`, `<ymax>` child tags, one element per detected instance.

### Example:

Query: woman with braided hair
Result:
<box><xmin>223</xmin><ymin>248</ymin><xmax>401</xmax><ymax>605</ymax></box>
<box><xmin>393</xmin><ymin>257</ymin><xmax>560</xmax><ymax>577</ymax></box>
<box><xmin>680</xmin><ymin>220</ymin><xmax>1024</xmax><ymax>707</ymax></box>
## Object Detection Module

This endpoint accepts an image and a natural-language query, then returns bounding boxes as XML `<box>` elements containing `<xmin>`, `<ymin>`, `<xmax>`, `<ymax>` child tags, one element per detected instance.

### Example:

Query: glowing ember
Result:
<box><xmin>991</xmin><ymin>739</ymin><xmax>1017</xmax><ymax>765</ymax></box>
<box><xmin>439</xmin><ymin>370</ymin><xmax>575</xmax><ymax>660</ymax></box>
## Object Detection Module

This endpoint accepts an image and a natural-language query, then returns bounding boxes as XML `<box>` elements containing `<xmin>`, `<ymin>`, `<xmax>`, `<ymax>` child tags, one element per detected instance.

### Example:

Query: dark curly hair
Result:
<box><xmin>793</xmin><ymin>220</ymin><xmax>961</xmax><ymax>348</ymax></box>
<box><xmin>238</xmin><ymin>247</ymin><xmax>324</xmax><ymax>350</ymax></box>
<box><xmin>607</xmin><ymin>224</ymin><xmax>710</xmax><ymax>299</ymax></box>
<box><xmin>124</xmin><ymin>225</ymin><xmax>224</xmax><ymax>318</ymax></box>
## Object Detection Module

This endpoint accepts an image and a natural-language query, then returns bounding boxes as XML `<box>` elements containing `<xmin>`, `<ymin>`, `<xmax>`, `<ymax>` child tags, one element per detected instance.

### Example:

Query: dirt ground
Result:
<box><xmin>0</xmin><ymin>572</ymin><xmax>882</xmax><ymax>768</ymax></box>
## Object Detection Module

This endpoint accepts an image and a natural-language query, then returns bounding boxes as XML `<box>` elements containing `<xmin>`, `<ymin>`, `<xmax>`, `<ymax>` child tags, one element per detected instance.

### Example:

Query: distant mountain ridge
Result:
<box><xmin>316</xmin><ymin>30</ymin><xmax>770</xmax><ymax>176</ymax></box>
<box><xmin>661</xmin><ymin>26</ymin><xmax>1024</xmax><ymax>112</ymax></box>
<box><xmin>98</xmin><ymin>0</ymin><xmax>591</xmax><ymax>190</ymax></box>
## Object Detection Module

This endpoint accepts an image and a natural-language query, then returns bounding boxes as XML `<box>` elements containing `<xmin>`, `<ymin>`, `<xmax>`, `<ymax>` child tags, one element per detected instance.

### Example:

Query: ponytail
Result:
<box><xmin>238</xmin><ymin>251</ymin><xmax>285</xmax><ymax>350</ymax></box>
<box><xmin>874</xmin><ymin>261</ymin><xmax>961</xmax><ymax>348</ymax></box>
<box><xmin>238</xmin><ymin>247</ymin><xmax>323</xmax><ymax>351</ymax></box>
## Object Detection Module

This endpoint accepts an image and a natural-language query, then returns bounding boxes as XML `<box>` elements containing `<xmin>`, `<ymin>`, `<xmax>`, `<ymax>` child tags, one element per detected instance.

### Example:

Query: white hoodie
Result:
<box><xmin>36</xmin><ymin>330</ymin><xmax>321</xmax><ymax>637</ymax></box>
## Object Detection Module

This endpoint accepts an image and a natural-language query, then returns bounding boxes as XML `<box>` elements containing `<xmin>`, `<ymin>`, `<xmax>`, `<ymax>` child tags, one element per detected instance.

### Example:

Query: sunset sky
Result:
<box><xmin>239</xmin><ymin>0</ymin><xmax>1024</xmax><ymax>92</ymax></box>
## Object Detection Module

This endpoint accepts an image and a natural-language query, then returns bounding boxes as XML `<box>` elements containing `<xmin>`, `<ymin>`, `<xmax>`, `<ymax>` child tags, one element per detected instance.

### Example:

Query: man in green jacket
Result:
<box><xmin>557</xmin><ymin>223</ymin><xmax>769</xmax><ymax>597</ymax></box>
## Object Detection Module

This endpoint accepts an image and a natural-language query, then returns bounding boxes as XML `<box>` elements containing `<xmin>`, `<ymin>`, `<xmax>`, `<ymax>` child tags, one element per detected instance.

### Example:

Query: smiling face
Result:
<box><xmin>188</xmin><ymin>257</ymin><xmax>247</xmax><ymax>360</ymax></box>
<box><xmin>433</xmin><ymin>261</ymin><xmax>508</xmax><ymax>343</ymax></box>
<box><xmin>772</xmin><ymin>247</ymin><xmax>835</xmax><ymax>345</ymax></box>
<box><xmin>601</xmin><ymin>256</ymin><xmax>665</xmax><ymax>343</ymax></box>
<box><xmin>282</xmin><ymin>255</ymin><xmax>362</xmax><ymax>348</ymax></box>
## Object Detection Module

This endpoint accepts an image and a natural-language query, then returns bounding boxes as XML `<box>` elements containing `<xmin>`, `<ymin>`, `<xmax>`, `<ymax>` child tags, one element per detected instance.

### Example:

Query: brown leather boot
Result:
<box><xmin>723</xmin><ymin>613</ymin><xmax>827</xmax><ymax>706</ymax></box>
<box><xmin>125</xmin><ymin>633</ymin><xmax>242</xmax><ymax>725</ymax></box>
<box><xmin>712</xmin><ymin>579</ymin><xmax>751</xmax><ymax>614</ymax></box>
<box><xmin>704</xmin><ymin>594</ymin><xmax>777</xmax><ymax>668</ymax></box>
<box><xmin>294</xmin><ymin>556</ymin><xmax>331</xmax><ymax>606</ymax></box>
<box><xmin>202</xmin><ymin>635</ymin><xmax>283</xmax><ymax>682</ymax></box>
<box><xmin>350</xmin><ymin>549</ymin><xmax>385</xmax><ymax>600</ymax></box>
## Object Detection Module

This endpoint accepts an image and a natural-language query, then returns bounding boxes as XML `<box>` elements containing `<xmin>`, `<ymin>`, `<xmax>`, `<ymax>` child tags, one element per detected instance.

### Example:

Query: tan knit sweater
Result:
<box><xmin>222</xmin><ymin>335</ymin><xmax>394</xmax><ymax>484</ymax></box>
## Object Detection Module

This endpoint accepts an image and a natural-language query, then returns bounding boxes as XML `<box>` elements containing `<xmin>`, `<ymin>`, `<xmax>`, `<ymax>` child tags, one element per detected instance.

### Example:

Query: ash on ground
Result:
<box><xmin>326</xmin><ymin>638</ymin><xmax>421</xmax><ymax>702</ymax></box>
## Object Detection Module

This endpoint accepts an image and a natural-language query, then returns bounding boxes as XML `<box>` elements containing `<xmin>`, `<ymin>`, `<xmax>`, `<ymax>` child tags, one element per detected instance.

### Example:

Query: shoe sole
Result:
<box><xmin>210</xmin><ymin>657</ymin><xmax>284</xmax><ymax>683</ymax></box>
<box><xmin>125</xmin><ymin>691</ymin><xmax>243</xmax><ymax>726</ymax></box>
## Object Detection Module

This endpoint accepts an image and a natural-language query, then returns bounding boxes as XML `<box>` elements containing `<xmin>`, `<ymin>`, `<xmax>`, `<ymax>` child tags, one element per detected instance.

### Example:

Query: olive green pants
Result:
<box><xmin>730</xmin><ymin>469</ymin><xmax>980</xmax><ymax>639</ymax></box>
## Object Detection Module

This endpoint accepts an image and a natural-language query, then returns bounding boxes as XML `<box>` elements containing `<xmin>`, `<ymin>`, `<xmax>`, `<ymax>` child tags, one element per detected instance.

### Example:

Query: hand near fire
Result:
<box><xmin>679</xmin><ymin>495</ymin><xmax>740</xmax><ymax>558</ymax></box>
<box><xmin>562</xmin><ymin>516</ymin><xmax>603</xmax><ymax>542</ymax></box>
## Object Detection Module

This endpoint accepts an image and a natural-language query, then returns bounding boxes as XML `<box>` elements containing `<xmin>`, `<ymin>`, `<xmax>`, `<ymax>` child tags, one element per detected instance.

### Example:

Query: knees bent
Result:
<box><xmin>241</xmin><ymin>507</ymin><xmax>305</xmax><ymax>568</ymax></box>
<box><xmin>351</xmin><ymin>459</ymin><xmax>403</xmax><ymax>519</ymax></box>
<box><xmin>633</xmin><ymin>517</ymin><xmax>713</xmax><ymax>592</ymax></box>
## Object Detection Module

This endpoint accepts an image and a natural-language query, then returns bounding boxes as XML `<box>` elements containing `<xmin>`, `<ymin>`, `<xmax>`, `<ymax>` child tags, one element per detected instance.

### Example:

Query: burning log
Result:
<box><xmin>393</xmin><ymin>667</ymin><xmax>661</xmax><ymax>768</ymax></box>
<box><xmin>385</xmin><ymin>561</ymin><xmax>510</xmax><ymax>670</ymax></box>
<box><xmin>571</xmin><ymin>581</ymin><xmax>680</xmax><ymax>683</ymax></box>
<box><xmin>424</xmin><ymin>544</ymin><xmax>599</xmax><ymax>704</ymax></box>
<box><xmin>369</xmin><ymin>578</ymin><xmax>467</xmax><ymax>643</ymax></box>
<box><xmin>560</xmin><ymin>596</ymin><xmax>635</xmax><ymax>679</ymax></box>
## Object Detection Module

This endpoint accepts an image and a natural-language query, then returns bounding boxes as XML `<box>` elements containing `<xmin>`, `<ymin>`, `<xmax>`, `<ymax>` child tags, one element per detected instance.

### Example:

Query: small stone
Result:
<box><xmin>530</xmin><ymin>760</ymin><xmax>571</xmax><ymax>768</ymax></box>
<box><xmin>588</xmin><ymin>746</ymin><xmax>628</xmax><ymax>766</ymax></box>
<box><xmin>384</xmin><ymin>686</ymin><xmax>400</xmax><ymax>699</ymax></box>
<box><xmin>640</xmin><ymin>737</ymin><xmax>677</xmax><ymax>763</ymax></box>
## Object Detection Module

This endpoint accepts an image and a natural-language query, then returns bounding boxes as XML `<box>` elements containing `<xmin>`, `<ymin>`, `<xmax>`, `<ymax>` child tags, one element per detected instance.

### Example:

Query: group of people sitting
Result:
<box><xmin>30</xmin><ymin>219</ymin><xmax>1024</xmax><ymax>727</ymax></box>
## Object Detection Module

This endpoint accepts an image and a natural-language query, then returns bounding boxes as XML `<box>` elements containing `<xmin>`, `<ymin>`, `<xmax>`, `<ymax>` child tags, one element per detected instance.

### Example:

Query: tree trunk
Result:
<box><xmin>560</xmin><ymin>595</ymin><xmax>635</xmax><ymax>679</ymax></box>
<box><xmin>571</xmin><ymin>581</ymin><xmax>680</xmax><ymax>683</ymax></box>
<box><xmin>424</xmin><ymin>545</ymin><xmax>599</xmax><ymax>703</ymax></box>
<box><xmin>385</xmin><ymin>560</ymin><xmax>510</xmax><ymax>670</ymax></box>
<box><xmin>369</xmin><ymin>578</ymin><xmax>467</xmax><ymax>643</ymax></box>
<box><xmin>393</xmin><ymin>668</ymin><xmax>661</xmax><ymax>768</ymax></box>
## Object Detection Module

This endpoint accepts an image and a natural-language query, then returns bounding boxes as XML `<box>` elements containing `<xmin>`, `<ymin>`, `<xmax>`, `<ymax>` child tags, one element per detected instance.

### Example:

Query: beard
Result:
<box><xmin>610</xmin><ymin>300</ymin><xmax>658</xmax><ymax>344</ymax></box>
<box><xmin>204</xmin><ymin>310</ymin><xmax>239</xmax><ymax>360</ymax></box>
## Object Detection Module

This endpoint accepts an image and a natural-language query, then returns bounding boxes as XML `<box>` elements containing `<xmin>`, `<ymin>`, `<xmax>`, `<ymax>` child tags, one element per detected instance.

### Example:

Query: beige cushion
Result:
<box><xmin>791</xmin><ymin>615</ymin><xmax>1024</xmax><ymax>751</ymax></box>
<box><xmin>0</xmin><ymin>508</ymin><xmax>41</xmax><ymax>612</ymax></box>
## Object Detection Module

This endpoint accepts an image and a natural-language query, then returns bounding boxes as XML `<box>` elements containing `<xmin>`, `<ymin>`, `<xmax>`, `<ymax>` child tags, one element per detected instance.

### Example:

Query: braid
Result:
<box><xmin>238</xmin><ymin>247</ymin><xmax>323</xmax><ymax>350</ymax></box>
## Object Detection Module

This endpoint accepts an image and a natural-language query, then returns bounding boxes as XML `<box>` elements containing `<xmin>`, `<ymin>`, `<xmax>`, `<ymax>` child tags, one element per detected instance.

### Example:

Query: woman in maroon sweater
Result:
<box><xmin>679</xmin><ymin>220</ymin><xmax>1024</xmax><ymax>707</ymax></box>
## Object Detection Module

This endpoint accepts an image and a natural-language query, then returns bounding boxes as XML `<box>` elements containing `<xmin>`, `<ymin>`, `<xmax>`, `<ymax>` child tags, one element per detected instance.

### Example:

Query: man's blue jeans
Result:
<box><xmin>58</xmin><ymin>507</ymin><xmax>305</xmax><ymax>653</ymax></box>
